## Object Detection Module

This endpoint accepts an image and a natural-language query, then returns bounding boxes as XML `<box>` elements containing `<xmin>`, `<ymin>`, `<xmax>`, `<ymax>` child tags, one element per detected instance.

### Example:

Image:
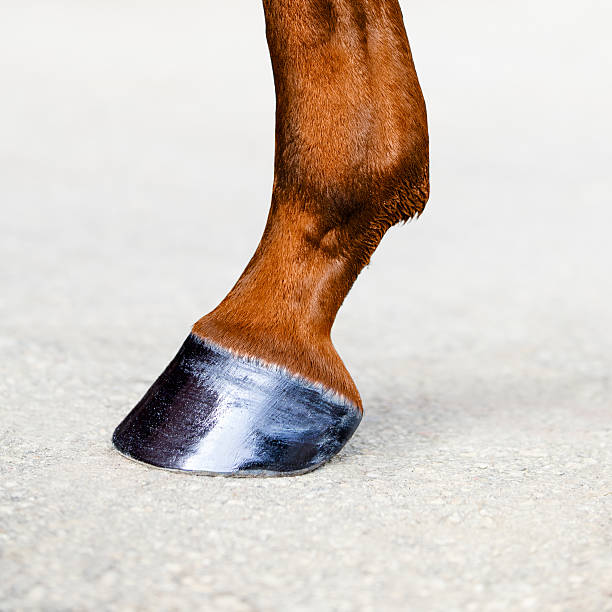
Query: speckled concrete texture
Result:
<box><xmin>1</xmin><ymin>1</ymin><xmax>611</xmax><ymax>611</ymax></box>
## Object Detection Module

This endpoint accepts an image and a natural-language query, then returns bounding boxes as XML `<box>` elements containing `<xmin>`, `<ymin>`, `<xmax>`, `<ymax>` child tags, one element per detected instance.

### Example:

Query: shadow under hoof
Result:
<box><xmin>112</xmin><ymin>334</ymin><xmax>362</xmax><ymax>476</ymax></box>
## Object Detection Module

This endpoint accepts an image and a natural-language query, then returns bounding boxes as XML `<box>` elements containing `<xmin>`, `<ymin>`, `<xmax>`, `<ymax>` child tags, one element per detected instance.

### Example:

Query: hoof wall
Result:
<box><xmin>112</xmin><ymin>334</ymin><xmax>362</xmax><ymax>476</ymax></box>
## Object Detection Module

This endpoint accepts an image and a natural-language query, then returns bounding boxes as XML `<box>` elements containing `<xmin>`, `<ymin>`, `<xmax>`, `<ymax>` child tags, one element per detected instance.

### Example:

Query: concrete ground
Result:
<box><xmin>1</xmin><ymin>1</ymin><xmax>611</xmax><ymax>611</ymax></box>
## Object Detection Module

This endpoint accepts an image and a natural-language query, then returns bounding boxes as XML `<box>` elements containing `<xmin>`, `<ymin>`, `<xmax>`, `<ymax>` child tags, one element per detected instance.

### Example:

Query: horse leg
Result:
<box><xmin>112</xmin><ymin>0</ymin><xmax>429</xmax><ymax>476</ymax></box>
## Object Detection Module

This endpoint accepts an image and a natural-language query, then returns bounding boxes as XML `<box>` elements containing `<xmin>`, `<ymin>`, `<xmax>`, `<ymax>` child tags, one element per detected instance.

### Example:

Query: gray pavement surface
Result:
<box><xmin>1</xmin><ymin>1</ymin><xmax>611</xmax><ymax>610</ymax></box>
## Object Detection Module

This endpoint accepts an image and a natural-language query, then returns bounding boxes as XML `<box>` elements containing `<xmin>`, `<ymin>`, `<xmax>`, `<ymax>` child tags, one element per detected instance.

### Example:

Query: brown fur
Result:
<box><xmin>193</xmin><ymin>0</ymin><xmax>429</xmax><ymax>408</ymax></box>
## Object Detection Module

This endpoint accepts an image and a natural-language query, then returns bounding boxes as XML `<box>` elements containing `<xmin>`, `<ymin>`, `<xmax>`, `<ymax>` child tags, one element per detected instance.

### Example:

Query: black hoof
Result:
<box><xmin>112</xmin><ymin>334</ymin><xmax>362</xmax><ymax>476</ymax></box>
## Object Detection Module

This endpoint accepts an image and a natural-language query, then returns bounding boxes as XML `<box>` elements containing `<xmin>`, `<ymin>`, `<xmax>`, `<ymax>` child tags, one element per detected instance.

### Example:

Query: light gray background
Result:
<box><xmin>1</xmin><ymin>1</ymin><xmax>611</xmax><ymax>610</ymax></box>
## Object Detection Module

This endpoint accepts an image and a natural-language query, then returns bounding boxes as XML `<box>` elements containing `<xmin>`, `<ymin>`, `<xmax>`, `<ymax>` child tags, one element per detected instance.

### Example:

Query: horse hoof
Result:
<box><xmin>111</xmin><ymin>334</ymin><xmax>362</xmax><ymax>476</ymax></box>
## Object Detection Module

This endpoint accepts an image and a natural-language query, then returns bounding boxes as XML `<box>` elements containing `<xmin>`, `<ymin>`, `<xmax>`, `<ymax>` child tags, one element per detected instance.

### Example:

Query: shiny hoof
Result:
<box><xmin>112</xmin><ymin>334</ymin><xmax>362</xmax><ymax>476</ymax></box>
